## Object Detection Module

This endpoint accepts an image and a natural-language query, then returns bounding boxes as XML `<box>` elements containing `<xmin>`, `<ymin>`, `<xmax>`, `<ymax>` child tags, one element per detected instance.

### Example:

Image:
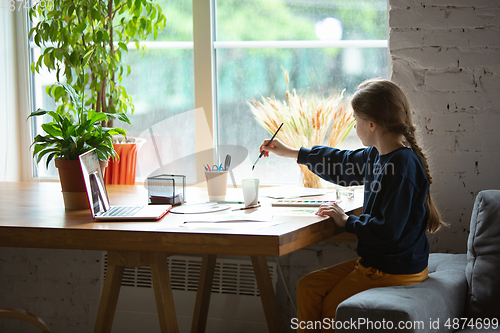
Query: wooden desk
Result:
<box><xmin>0</xmin><ymin>182</ymin><xmax>362</xmax><ymax>333</ymax></box>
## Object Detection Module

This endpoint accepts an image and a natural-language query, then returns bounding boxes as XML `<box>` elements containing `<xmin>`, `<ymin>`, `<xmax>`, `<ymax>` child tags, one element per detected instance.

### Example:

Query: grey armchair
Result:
<box><xmin>336</xmin><ymin>190</ymin><xmax>500</xmax><ymax>333</ymax></box>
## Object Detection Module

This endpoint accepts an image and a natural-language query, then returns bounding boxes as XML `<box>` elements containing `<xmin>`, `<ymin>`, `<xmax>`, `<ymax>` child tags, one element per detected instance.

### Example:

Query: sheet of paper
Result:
<box><xmin>272</xmin><ymin>208</ymin><xmax>319</xmax><ymax>216</ymax></box>
<box><xmin>170</xmin><ymin>203</ymin><xmax>231</xmax><ymax>214</ymax></box>
<box><xmin>259</xmin><ymin>185</ymin><xmax>333</xmax><ymax>199</ymax></box>
<box><xmin>179</xmin><ymin>210</ymin><xmax>280</xmax><ymax>231</ymax></box>
<box><xmin>182</xmin><ymin>211</ymin><xmax>273</xmax><ymax>223</ymax></box>
<box><xmin>179</xmin><ymin>221</ymin><xmax>281</xmax><ymax>232</ymax></box>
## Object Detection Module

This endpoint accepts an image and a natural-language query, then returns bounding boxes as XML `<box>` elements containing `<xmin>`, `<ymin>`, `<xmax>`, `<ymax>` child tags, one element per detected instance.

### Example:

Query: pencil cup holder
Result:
<box><xmin>146</xmin><ymin>174</ymin><xmax>186</xmax><ymax>205</ymax></box>
<box><xmin>205</xmin><ymin>171</ymin><xmax>228</xmax><ymax>202</ymax></box>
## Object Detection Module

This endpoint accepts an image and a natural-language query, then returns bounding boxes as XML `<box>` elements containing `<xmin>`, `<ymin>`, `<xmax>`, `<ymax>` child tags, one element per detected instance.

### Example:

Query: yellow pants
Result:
<box><xmin>296</xmin><ymin>257</ymin><xmax>428</xmax><ymax>333</ymax></box>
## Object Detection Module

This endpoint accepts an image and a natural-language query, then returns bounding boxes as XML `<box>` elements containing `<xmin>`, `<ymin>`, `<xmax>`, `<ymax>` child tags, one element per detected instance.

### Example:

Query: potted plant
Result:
<box><xmin>29</xmin><ymin>0</ymin><xmax>166</xmax><ymax>184</ymax></box>
<box><xmin>28</xmin><ymin>82</ymin><xmax>130</xmax><ymax>210</ymax></box>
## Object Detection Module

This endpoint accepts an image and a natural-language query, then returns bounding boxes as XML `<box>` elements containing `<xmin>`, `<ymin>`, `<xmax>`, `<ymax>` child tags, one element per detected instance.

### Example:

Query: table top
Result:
<box><xmin>0</xmin><ymin>182</ymin><xmax>362</xmax><ymax>257</ymax></box>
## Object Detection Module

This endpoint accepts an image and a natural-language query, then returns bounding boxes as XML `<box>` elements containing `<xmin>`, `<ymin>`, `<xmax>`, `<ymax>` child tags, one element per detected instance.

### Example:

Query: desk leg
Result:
<box><xmin>150</xmin><ymin>252</ymin><xmax>179</xmax><ymax>333</ymax></box>
<box><xmin>191</xmin><ymin>254</ymin><xmax>217</xmax><ymax>333</ymax></box>
<box><xmin>94</xmin><ymin>251</ymin><xmax>178</xmax><ymax>333</ymax></box>
<box><xmin>251</xmin><ymin>256</ymin><xmax>284</xmax><ymax>333</ymax></box>
<box><xmin>94</xmin><ymin>262</ymin><xmax>125</xmax><ymax>333</ymax></box>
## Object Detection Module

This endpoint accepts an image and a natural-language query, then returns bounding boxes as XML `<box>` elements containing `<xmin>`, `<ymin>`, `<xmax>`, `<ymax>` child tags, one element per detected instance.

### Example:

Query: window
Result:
<box><xmin>29</xmin><ymin>0</ymin><xmax>195</xmax><ymax>180</ymax></box>
<box><xmin>29</xmin><ymin>0</ymin><xmax>388</xmax><ymax>185</ymax></box>
<box><xmin>215</xmin><ymin>0</ymin><xmax>388</xmax><ymax>184</ymax></box>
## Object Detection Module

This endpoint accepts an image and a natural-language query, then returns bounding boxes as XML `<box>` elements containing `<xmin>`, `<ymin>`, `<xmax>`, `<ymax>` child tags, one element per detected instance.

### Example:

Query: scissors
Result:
<box><xmin>212</xmin><ymin>164</ymin><xmax>222</xmax><ymax>171</ymax></box>
<box><xmin>224</xmin><ymin>154</ymin><xmax>231</xmax><ymax>171</ymax></box>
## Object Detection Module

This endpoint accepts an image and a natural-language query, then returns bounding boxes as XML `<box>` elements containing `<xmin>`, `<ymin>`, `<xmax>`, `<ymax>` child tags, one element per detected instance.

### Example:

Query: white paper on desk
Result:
<box><xmin>180</xmin><ymin>211</ymin><xmax>280</xmax><ymax>231</ymax></box>
<box><xmin>182</xmin><ymin>211</ymin><xmax>273</xmax><ymax>224</ymax></box>
<box><xmin>260</xmin><ymin>185</ymin><xmax>333</xmax><ymax>199</ymax></box>
<box><xmin>272</xmin><ymin>208</ymin><xmax>319</xmax><ymax>216</ymax></box>
<box><xmin>180</xmin><ymin>221</ymin><xmax>281</xmax><ymax>232</ymax></box>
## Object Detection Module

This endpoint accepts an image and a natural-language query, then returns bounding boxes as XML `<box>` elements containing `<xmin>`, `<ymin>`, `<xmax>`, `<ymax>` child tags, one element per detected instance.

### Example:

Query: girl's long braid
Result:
<box><xmin>402</xmin><ymin>113</ymin><xmax>446</xmax><ymax>233</ymax></box>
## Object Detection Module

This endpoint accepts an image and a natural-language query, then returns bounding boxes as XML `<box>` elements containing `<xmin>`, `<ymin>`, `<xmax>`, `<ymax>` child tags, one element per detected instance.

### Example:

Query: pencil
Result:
<box><xmin>232</xmin><ymin>204</ymin><xmax>261</xmax><ymax>211</ymax></box>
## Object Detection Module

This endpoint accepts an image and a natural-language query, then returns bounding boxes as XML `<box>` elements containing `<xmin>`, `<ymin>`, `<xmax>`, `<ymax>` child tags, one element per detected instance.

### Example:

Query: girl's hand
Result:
<box><xmin>259</xmin><ymin>139</ymin><xmax>299</xmax><ymax>159</ymax></box>
<box><xmin>316</xmin><ymin>202</ymin><xmax>348</xmax><ymax>227</ymax></box>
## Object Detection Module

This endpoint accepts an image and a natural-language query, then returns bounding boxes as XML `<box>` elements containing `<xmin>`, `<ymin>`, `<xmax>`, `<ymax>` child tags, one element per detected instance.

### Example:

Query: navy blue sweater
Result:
<box><xmin>297</xmin><ymin>146</ymin><xmax>429</xmax><ymax>274</ymax></box>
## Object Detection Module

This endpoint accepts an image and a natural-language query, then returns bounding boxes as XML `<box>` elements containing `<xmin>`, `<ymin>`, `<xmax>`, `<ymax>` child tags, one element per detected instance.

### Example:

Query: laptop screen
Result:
<box><xmin>79</xmin><ymin>149</ymin><xmax>111</xmax><ymax>216</ymax></box>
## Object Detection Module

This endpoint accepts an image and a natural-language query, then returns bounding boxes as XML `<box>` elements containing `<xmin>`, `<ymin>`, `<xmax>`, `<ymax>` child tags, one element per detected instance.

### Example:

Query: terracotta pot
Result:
<box><xmin>105</xmin><ymin>138</ymin><xmax>145</xmax><ymax>185</ymax></box>
<box><xmin>55</xmin><ymin>158</ymin><xmax>108</xmax><ymax>210</ymax></box>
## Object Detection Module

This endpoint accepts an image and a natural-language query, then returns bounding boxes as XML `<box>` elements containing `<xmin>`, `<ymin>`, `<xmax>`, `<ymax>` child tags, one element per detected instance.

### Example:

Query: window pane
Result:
<box><xmin>119</xmin><ymin>48</ymin><xmax>195</xmax><ymax>182</ymax></box>
<box><xmin>101</xmin><ymin>0</ymin><xmax>196</xmax><ymax>181</ymax></box>
<box><xmin>216</xmin><ymin>0</ymin><xmax>388</xmax><ymax>185</ymax></box>
<box><xmin>217</xmin><ymin>0</ymin><xmax>387</xmax><ymax>41</ymax></box>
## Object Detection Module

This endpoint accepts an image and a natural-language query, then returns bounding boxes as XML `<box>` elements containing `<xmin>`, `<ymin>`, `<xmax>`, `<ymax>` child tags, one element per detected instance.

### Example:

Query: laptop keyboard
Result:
<box><xmin>99</xmin><ymin>206</ymin><xmax>142</xmax><ymax>217</ymax></box>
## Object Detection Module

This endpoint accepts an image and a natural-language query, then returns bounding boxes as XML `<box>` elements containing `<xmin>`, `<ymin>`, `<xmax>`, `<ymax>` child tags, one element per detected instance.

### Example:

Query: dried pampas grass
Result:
<box><xmin>249</xmin><ymin>71</ymin><xmax>354</xmax><ymax>188</ymax></box>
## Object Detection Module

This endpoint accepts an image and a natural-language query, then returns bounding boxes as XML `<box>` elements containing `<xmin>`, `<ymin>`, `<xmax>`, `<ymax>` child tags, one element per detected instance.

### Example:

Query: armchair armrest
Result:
<box><xmin>335</xmin><ymin>253</ymin><xmax>467</xmax><ymax>333</ymax></box>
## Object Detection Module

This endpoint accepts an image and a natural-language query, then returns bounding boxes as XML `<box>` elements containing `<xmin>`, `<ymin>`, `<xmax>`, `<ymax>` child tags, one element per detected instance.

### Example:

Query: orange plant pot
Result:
<box><xmin>104</xmin><ymin>140</ymin><xmax>144</xmax><ymax>185</ymax></box>
<box><xmin>55</xmin><ymin>158</ymin><xmax>107</xmax><ymax>210</ymax></box>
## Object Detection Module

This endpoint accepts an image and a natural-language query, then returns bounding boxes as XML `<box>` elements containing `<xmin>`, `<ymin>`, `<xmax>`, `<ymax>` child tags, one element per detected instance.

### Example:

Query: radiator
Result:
<box><xmin>101</xmin><ymin>254</ymin><xmax>277</xmax><ymax>333</ymax></box>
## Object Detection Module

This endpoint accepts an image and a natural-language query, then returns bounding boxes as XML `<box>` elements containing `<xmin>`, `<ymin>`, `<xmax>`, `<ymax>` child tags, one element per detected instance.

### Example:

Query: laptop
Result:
<box><xmin>79</xmin><ymin>149</ymin><xmax>171</xmax><ymax>221</ymax></box>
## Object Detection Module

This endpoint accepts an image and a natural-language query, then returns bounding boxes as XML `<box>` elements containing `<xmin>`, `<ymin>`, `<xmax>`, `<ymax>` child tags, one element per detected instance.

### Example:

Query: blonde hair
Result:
<box><xmin>351</xmin><ymin>78</ymin><xmax>445</xmax><ymax>233</ymax></box>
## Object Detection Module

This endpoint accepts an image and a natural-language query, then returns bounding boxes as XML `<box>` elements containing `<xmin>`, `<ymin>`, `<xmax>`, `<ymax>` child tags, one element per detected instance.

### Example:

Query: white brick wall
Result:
<box><xmin>390</xmin><ymin>0</ymin><xmax>500</xmax><ymax>252</ymax></box>
<box><xmin>0</xmin><ymin>248</ymin><xmax>101</xmax><ymax>332</ymax></box>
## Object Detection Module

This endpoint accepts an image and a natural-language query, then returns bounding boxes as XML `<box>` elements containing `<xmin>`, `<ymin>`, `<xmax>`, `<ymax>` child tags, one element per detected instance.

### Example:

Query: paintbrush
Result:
<box><xmin>252</xmin><ymin>122</ymin><xmax>284</xmax><ymax>171</ymax></box>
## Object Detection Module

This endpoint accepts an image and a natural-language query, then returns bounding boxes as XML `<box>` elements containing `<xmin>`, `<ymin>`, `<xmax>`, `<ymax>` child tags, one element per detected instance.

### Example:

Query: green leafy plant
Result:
<box><xmin>29</xmin><ymin>0</ymin><xmax>166</xmax><ymax>126</ymax></box>
<box><xmin>28</xmin><ymin>82</ymin><xmax>131</xmax><ymax>167</ymax></box>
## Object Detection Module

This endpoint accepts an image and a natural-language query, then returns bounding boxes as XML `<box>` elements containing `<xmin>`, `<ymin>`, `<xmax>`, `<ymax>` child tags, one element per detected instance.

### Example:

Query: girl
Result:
<box><xmin>259</xmin><ymin>79</ymin><xmax>445</xmax><ymax>332</ymax></box>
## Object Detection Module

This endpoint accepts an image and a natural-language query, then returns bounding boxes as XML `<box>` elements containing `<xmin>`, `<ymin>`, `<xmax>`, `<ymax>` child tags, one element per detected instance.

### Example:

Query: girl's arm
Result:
<box><xmin>260</xmin><ymin>140</ymin><xmax>371</xmax><ymax>186</ymax></box>
<box><xmin>259</xmin><ymin>139</ymin><xmax>299</xmax><ymax>159</ymax></box>
<box><xmin>297</xmin><ymin>146</ymin><xmax>371</xmax><ymax>186</ymax></box>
